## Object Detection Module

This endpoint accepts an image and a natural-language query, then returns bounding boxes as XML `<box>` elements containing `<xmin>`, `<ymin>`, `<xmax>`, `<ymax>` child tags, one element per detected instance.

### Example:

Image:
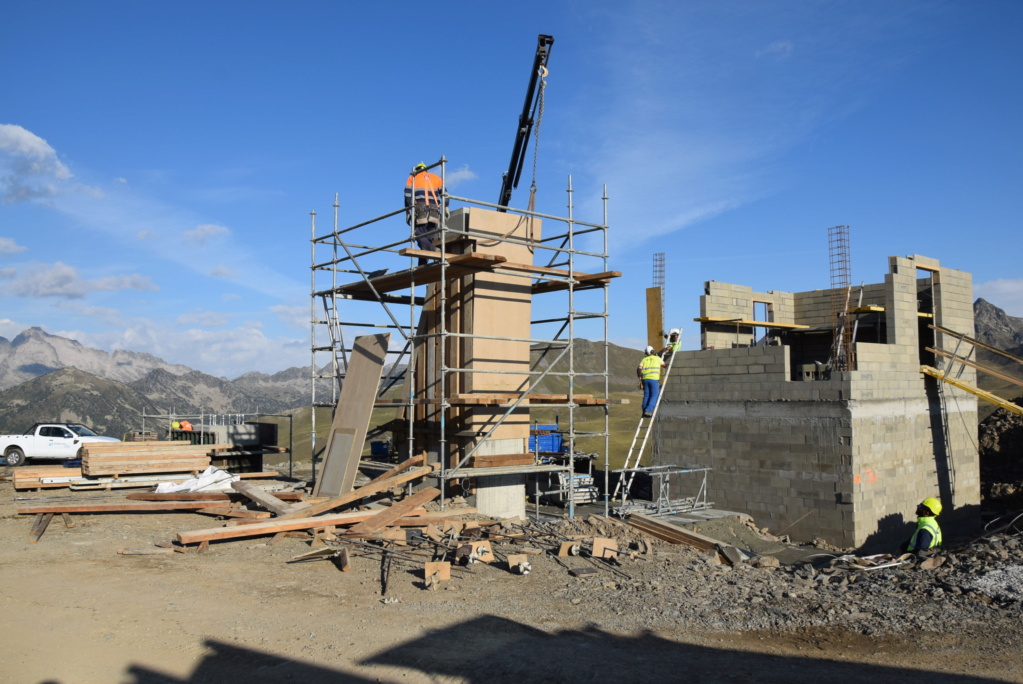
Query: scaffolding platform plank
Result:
<box><xmin>434</xmin><ymin>464</ymin><xmax>568</xmax><ymax>480</ymax></box>
<box><xmin>694</xmin><ymin>317</ymin><xmax>809</xmax><ymax>330</ymax></box>
<box><xmin>531</xmin><ymin>271</ymin><xmax>621</xmax><ymax>295</ymax></box>
<box><xmin>336</xmin><ymin>253</ymin><xmax>507</xmax><ymax>296</ymax></box>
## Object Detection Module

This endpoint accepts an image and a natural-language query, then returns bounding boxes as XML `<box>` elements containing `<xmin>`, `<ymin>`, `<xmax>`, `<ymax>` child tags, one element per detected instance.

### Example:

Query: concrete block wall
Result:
<box><xmin>700</xmin><ymin>282</ymin><xmax>795</xmax><ymax>350</ymax></box>
<box><xmin>658</xmin><ymin>345</ymin><xmax>853</xmax><ymax>544</ymax></box>
<box><xmin>793</xmin><ymin>283</ymin><xmax>888</xmax><ymax>330</ymax></box>
<box><xmin>656</xmin><ymin>255</ymin><xmax>979</xmax><ymax>549</ymax></box>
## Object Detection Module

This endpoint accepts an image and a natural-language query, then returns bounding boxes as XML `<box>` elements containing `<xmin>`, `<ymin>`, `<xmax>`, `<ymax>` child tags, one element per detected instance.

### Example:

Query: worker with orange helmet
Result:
<box><xmin>906</xmin><ymin>497</ymin><xmax>943</xmax><ymax>553</ymax></box>
<box><xmin>404</xmin><ymin>162</ymin><xmax>447</xmax><ymax>266</ymax></box>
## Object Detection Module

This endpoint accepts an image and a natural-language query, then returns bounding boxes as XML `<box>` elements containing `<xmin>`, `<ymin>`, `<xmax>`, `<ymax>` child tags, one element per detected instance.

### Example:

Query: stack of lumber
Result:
<box><xmin>174</xmin><ymin>454</ymin><xmax>454</xmax><ymax>546</ymax></box>
<box><xmin>471</xmin><ymin>453</ymin><xmax>535</xmax><ymax>468</ymax></box>
<box><xmin>12</xmin><ymin>466</ymin><xmax>83</xmax><ymax>490</ymax></box>
<box><xmin>82</xmin><ymin>441</ymin><xmax>227</xmax><ymax>476</ymax></box>
<box><xmin>15</xmin><ymin>452</ymin><xmax>477</xmax><ymax>552</ymax></box>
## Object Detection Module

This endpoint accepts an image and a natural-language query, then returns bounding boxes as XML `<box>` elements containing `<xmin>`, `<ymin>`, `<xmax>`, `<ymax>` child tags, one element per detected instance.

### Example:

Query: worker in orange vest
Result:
<box><xmin>404</xmin><ymin>162</ymin><xmax>447</xmax><ymax>266</ymax></box>
<box><xmin>179</xmin><ymin>420</ymin><xmax>193</xmax><ymax>431</ymax></box>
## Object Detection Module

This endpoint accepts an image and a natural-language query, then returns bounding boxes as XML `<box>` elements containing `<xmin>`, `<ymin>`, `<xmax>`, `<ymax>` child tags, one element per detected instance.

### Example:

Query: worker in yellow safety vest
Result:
<box><xmin>637</xmin><ymin>346</ymin><xmax>666</xmax><ymax>418</ymax></box>
<box><xmin>661</xmin><ymin>328</ymin><xmax>681</xmax><ymax>359</ymax></box>
<box><xmin>906</xmin><ymin>497</ymin><xmax>943</xmax><ymax>553</ymax></box>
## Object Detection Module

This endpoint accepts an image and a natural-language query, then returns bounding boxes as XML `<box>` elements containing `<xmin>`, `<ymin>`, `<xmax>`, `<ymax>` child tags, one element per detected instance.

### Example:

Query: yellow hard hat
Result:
<box><xmin>414</xmin><ymin>162</ymin><xmax>427</xmax><ymax>171</ymax></box>
<box><xmin>171</xmin><ymin>421</ymin><xmax>181</xmax><ymax>430</ymax></box>
<box><xmin>920</xmin><ymin>497</ymin><xmax>942</xmax><ymax>516</ymax></box>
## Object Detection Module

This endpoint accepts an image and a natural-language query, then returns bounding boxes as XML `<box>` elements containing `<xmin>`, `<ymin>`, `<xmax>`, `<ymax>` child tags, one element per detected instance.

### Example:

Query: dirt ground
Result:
<box><xmin>2</xmin><ymin>479</ymin><xmax>1022</xmax><ymax>684</ymax></box>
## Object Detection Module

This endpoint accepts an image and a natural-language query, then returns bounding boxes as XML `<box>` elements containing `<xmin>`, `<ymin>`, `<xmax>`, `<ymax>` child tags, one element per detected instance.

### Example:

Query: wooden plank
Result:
<box><xmin>196</xmin><ymin>507</ymin><xmax>272</xmax><ymax>519</ymax></box>
<box><xmin>693</xmin><ymin>317</ymin><xmax>809</xmax><ymax>330</ymax></box>
<box><xmin>364</xmin><ymin>454</ymin><xmax>425</xmax><ymax>486</ymax></box>
<box><xmin>231</xmin><ymin>481</ymin><xmax>301</xmax><ymax>516</ymax></box>
<box><xmin>83</xmin><ymin>442</ymin><xmax>225</xmax><ymax>453</ymax></box>
<box><xmin>472</xmin><ymin>454</ymin><xmax>535</xmax><ymax>468</ymax></box>
<box><xmin>125</xmin><ymin>491</ymin><xmax>304</xmax><ymax>502</ymax></box>
<box><xmin>345</xmin><ymin>487</ymin><xmax>441</xmax><ymax>536</ymax></box>
<box><xmin>335</xmin><ymin>254</ymin><xmax>507</xmax><ymax>296</ymax></box>
<box><xmin>531</xmin><ymin>271</ymin><xmax>621</xmax><ymax>295</ymax></box>
<box><xmin>647</xmin><ymin>286</ymin><xmax>664</xmax><ymax>351</ymax></box>
<box><xmin>29</xmin><ymin>513</ymin><xmax>54</xmax><ymax>543</ymax></box>
<box><xmin>314</xmin><ymin>333</ymin><xmax>390</xmax><ymax>497</ymax></box>
<box><xmin>83</xmin><ymin>461</ymin><xmax>210</xmax><ymax>476</ymax></box>
<box><xmin>277</xmin><ymin>465</ymin><xmax>433</xmax><ymax>520</ymax></box>
<box><xmin>19</xmin><ymin>501</ymin><xmax>228</xmax><ymax>514</ymax></box>
<box><xmin>84</xmin><ymin>440</ymin><xmax>190</xmax><ymax>449</ymax></box>
<box><xmin>921</xmin><ymin>365</ymin><xmax>1023</xmax><ymax>417</ymax></box>
<box><xmin>930</xmin><ymin>323</ymin><xmax>1023</xmax><ymax>365</ymax></box>
<box><xmin>175</xmin><ymin>508</ymin><xmax>424</xmax><ymax>545</ymax></box>
<box><xmin>626</xmin><ymin>513</ymin><xmax>723</xmax><ymax>551</ymax></box>
<box><xmin>928</xmin><ymin>346</ymin><xmax>1023</xmax><ymax>389</ymax></box>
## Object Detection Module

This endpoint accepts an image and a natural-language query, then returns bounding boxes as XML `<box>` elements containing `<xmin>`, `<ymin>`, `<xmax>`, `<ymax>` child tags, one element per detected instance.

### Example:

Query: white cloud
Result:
<box><xmin>136</xmin><ymin>230</ymin><xmax>157</xmax><ymax>240</ymax></box>
<box><xmin>446</xmin><ymin>164</ymin><xmax>477</xmax><ymax>189</ymax></box>
<box><xmin>177</xmin><ymin>309</ymin><xmax>231</xmax><ymax>327</ymax></box>
<box><xmin>0</xmin><ymin>123</ymin><xmax>73</xmax><ymax>204</ymax></box>
<box><xmin>2</xmin><ymin>261</ymin><xmax>157</xmax><ymax>298</ymax></box>
<box><xmin>573</xmin><ymin>4</ymin><xmax>927</xmax><ymax>252</ymax></box>
<box><xmin>756</xmin><ymin>40</ymin><xmax>794</xmax><ymax>60</ymax></box>
<box><xmin>62</xmin><ymin>319</ymin><xmax>308</xmax><ymax>378</ymax></box>
<box><xmin>269</xmin><ymin>304</ymin><xmax>307</xmax><ymax>330</ymax></box>
<box><xmin>0</xmin><ymin>267</ymin><xmax>14</xmax><ymax>280</ymax></box>
<box><xmin>975</xmin><ymin>278</ymin><xmax>1023</xmax><ymax>318</ymax></box>
<box><xmin>210</xmin><ymin>265</ymin><xmax>237</xmax><ymax>278</ymax></box>
<box><xmin>0</xmin><ymin>317</ymin><xmax>29</xmax><ymax>339</ymax></box>
<box><xmin>184</xmin><ymin>223</ymin><xmax>230</xmax><ymax>244</ymax></box>
<box><xmin>0</xmin><ymin>237</ymin><xmax>27</xmax><ymax>254</ymax></box>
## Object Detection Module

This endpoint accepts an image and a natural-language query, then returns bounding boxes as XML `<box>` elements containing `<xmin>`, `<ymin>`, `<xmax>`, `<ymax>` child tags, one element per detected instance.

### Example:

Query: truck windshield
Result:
<box><xmin>67</xmin><ymin>425</ymin><xmax>99</xmax><ymax>437</ymax></box>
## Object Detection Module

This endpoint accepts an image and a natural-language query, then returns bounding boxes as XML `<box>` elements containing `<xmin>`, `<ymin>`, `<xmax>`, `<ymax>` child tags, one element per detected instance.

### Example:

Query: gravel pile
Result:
<box><xmin>512</xmin><ymin>514</ymin><xmax>1023</xmax><ymax>637</ymax></box>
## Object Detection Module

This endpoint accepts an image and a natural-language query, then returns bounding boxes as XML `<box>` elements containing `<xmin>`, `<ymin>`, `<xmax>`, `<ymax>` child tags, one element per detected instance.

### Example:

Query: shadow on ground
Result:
<box><xmin>114</xmin><ymin>615</ymin><xmax>1005</xmax><ymax>684</ymax></box>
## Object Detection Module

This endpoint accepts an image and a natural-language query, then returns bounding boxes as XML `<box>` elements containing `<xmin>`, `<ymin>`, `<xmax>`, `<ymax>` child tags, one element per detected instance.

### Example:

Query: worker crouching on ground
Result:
<box><xmin>905</xmin><ymin>497</ymin><xmax>943</xmax><ymax>554</ymax></box>
<box><xmin>404</xmin><ymin>162</ymin><xmax>447</xmax><ymax>266</ymax></box>
<box><xmin>637</xmin><ymin>346</ymin><xmax>666</xmax><ymax>418</ymax></box>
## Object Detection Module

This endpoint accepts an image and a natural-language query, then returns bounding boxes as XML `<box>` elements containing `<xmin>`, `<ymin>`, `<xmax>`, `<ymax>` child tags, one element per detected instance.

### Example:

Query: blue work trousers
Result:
<box><xmin>642</xmin><ymin>379</ymin><xmax>660</xmax><ymax>414</ymax></box>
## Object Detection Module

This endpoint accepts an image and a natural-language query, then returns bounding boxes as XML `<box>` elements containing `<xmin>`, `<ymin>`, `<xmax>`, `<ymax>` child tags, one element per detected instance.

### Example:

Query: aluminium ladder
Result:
<box><xmin>612</xmin><ymin>342</ymin><xmax>679</xmax><ymax>502</ymax></box>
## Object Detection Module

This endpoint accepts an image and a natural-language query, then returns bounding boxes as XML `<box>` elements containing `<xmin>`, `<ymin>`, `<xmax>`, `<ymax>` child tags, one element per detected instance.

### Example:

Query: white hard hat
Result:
<box><xmin>645</xmin><ymin>346</ymin><xmax>655</xmax><ymax>354</ymax></box>
<box><xmin>669</xmin><ymin>328</ymin><xmax>680</xmax><ymax>335</ymax></box>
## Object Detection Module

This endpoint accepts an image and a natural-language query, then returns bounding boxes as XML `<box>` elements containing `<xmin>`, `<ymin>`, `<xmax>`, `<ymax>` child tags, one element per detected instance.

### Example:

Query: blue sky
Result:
<box><xmin>1</xmin><ymin>1</ymin><xmax>1020</xmax><ymax>378</ymax></box>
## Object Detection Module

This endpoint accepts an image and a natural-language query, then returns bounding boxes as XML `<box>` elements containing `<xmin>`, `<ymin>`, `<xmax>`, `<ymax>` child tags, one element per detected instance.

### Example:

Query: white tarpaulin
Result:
<box><xmin>154</xmin><ymin>466</ymin><xmax>239</xmax><ymax>493</ymax></box>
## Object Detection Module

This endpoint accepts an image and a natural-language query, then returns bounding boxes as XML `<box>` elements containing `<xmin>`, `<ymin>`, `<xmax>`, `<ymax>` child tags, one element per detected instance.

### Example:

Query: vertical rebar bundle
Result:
<box><xmin>653</xmin><ymin>252</ymin><xmax>665</xmax><ymax>323</ymax></box>
<box><xmin>828</xmin><ymin>225</ymin><xmax>855</xmax><ymax>371</ymax></box>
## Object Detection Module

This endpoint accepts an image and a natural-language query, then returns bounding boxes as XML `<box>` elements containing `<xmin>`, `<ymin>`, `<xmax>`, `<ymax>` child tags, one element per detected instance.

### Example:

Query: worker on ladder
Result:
<box><xmin>637</xmin><ymin>346</ymin><xmax>666</xmax><ymax>418</ymax></box>
<box><xmin>404</xmin><ymin>162</ymin><xmax>447</xmax><ymax>266</ymax></box>
<box><xmin>661</xmin><ymin>328</ymin><xmax>681</xmax><ymax>360</ymax></box>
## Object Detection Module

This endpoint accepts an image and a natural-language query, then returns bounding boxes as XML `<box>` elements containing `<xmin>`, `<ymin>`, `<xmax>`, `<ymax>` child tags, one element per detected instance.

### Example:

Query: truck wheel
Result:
<box><xmin>4</xmin><ymin>447</ymin><xmax>26</xmax><ymax>467</ymax></box>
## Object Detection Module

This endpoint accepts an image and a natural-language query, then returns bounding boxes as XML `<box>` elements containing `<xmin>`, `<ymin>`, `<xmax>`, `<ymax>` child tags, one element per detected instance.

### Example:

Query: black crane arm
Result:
<box><xmin>497</xmin><ymin>33</ymin><xmax>554</xmax><ymax>211</ymax></box>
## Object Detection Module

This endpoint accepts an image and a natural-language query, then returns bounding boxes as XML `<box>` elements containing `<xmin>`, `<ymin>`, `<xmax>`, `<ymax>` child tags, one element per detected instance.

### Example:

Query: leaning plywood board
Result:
<box><xmin>314</xmin><ymin>333</ymin><xmax>390</xmax><ymax>497</ymax></box>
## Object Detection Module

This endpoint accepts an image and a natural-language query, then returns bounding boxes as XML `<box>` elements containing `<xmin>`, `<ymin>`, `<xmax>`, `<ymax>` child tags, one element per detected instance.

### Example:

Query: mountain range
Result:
<box><xmin>1</xmin><ymin>299</ymin><xmax>1022</xmax><ymax>439</ymax></box>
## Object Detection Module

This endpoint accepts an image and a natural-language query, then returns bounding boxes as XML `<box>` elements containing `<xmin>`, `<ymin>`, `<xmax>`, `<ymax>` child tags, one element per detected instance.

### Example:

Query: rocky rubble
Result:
<box><xmin>528</xmin><ymin>514</ymin><xmax>1023</xmax><ymax>637</ymax></box>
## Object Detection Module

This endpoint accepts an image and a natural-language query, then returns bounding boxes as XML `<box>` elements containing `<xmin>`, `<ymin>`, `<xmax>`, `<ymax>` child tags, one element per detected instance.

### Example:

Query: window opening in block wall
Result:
<box><xmin>752</xmin><ymin>301</ymin><xmax>772</xmax><ymax>346</ymax></box>
<box><xmin>917</xmin><ymin>267</ymin><xmax>938</xmax><ymax>367</ymax></box>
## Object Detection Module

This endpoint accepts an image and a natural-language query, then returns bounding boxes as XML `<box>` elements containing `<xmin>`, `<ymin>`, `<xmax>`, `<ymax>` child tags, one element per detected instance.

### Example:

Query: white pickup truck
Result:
<box><xmin>1</xmin><ymin>423</ymin><xmax>120</xmax><ymax>467</ymax></box>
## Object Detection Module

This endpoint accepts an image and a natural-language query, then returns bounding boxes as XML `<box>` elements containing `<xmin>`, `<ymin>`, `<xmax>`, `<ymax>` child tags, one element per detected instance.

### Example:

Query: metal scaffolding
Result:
<box><xmin>309</xmin><ymin>157</ymin><xmax>613</xmax><ymax>519</ymax></box>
